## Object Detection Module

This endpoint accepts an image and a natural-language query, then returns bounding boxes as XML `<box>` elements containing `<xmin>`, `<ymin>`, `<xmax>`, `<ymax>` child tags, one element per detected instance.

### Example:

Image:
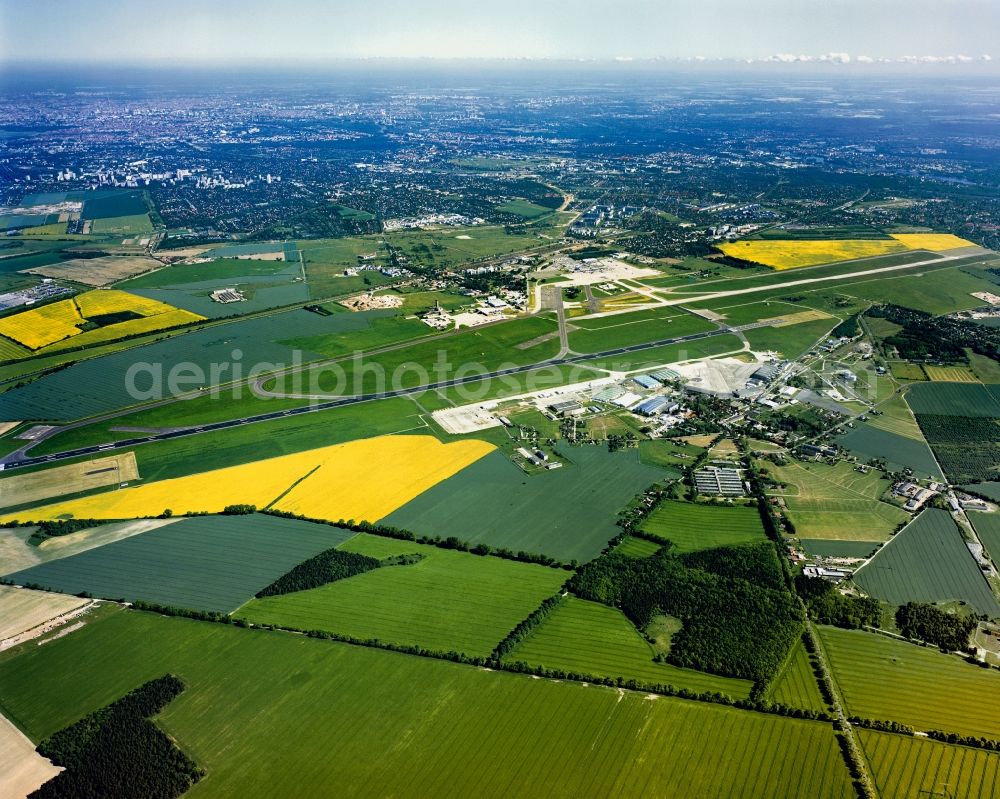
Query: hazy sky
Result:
<box><xmin>1</xmin><ymin>0</ymin><xmax>996</xmax><ymax>63</ymax></box>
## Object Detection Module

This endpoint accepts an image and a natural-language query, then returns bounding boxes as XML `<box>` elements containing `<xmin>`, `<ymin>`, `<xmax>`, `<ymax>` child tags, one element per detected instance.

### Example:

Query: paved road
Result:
<box><xmin>1</xmin><ymin>328</ymin><xmax>722</xmax><ymax>471</ymax></box>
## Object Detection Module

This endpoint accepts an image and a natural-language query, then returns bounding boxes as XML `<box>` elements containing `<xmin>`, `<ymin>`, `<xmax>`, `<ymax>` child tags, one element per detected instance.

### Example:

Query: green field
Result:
<box><xmin>768</xmin><ymin>638</ymin><xmax>827</xmax><ymax>713</ymax></box>
<box><xmin>613</xmin><ymin>536</ymin><xmax>663</xmax><ymax>558</ymax></box>
<box><xmin>581</xmin><ymin>332</ymin><xmax>744</xmax><ymax>371</ymax></box>
<box><xmin>5</xmin><ymin>515</ymin><xmax>354</xmax><ymax>613</ymax></box>
<box><xmin>31</xmin><ymin>396</ymin><xmax>426</xmax><ymax>485</ymax></box>
<box><xmin>281</xmin><ymin>313</ymin><xmax>435</xmax><ymax>358</ymax></box>
<box><xmin>819</xmin><ymin>625</ymin><xmax>1000</xmax><ymax>738</ymax></box>
<box><xmin>889</xmin><ymin>362</ymin><xmax>927</xmax><ymax>382</ymax></box>
<box><xmin>383</xmin><ymin>446</ymin><xmax>667</xmax><ymax>563</ymax></box>
<box><xmin>742</xmin><ymin>318</ymin><xmax>837</xmax><ymax>359</ymax></box>
<box><xmin>0</xmin><ymin>609</ymin><xmax>855</xmax><ymax>799</ymax></box>
<box><xmin>799</xmin><ymin>539</ymin><xmax>881</xmax><ymax>558</ymax></box>
<box><xmin>671</xmin><ymin>250</ymin><xmax>939</xmax><ymax>297</ymax></box>
<box><xmin>567</xmin><ymin>307</ymin><xmax>717</xmax><ymax>354</ymax></box>
<box><xmin>853</xmin><ymin>509</ymin><xmax>1000</xmax><ymax>617</ymax></box>
<box><xmin>639</xmin><ymin>501</ymin><xmax>767</xmax><ymax>553</ymax></box>
<box><xmin>638</xmin><ymin>438</ymin><xmax>706</xmax><ymax>470</ymax></box>
<box><xmin>0</xmin><ymin>335</ymin><xmax>30</xmax><ymax>360</ymax></box>
<box><xmin>970</xmin><ymin>512</ymin><xmax>1000</xmax><ymax>563</ymax></box>
<box><xmin>836</xmin><ymin>424</ymin><xmax>943</xmax><ymax>479</ymax></box>
<box><xmin>764</xmin><ymin>459</ymin><xmax>908</xmax><ymax>541</ymax></box>
<box><xmin>0</xmin><ymin>305</ymin><xmax>391</xmax><ymax>421</ymax></box>
<box><xmin>497</xmin><ymin>199</ymin><xmax>552</xmax><ymax>218</ymax></box>
<box><xmin>860</xmin><ymin>728</ymin><xmax>1000</xmax><ymax>799</ymax></box>
<box><xmin>966</xmin><ymin>482</ymin><xmax>1000</xmax><ymax>501</ymax></box>
<box><xmin>677</xmin><ymin>255</ymin><xmax>1000</xmax><ymax>317</ymax></box>
<box><xmin>118</xmin><ymin>256</ymin><xmax>296</xmax><ymax>289</ymax></box>
<box><xmin>89</xmin><ymin>213</ymin><xmax>154</xmax><ymax>235</ymax></box>
<box><xmin>505</xmin><ymin>595</ymin><xmax>754</xmax><ymax>698</ymax></box>
<box><xmin>292</xmin><ymin>314</ymin><xmax>560</xmax><ymax>395</ymax></box>
<box><xmin>906</xmin><ymin>382</ymin><xmax>1000</xmax><ymax>417</ymax></box>
<box><xmin>237</xmin><ymin>534</ymin><xmax>567</xmax><ymax>657</ymax></box>
<box><xmin>866</xmin><ymin>393</ymin><xmax>925</xmax><ymax>441</ymax></box>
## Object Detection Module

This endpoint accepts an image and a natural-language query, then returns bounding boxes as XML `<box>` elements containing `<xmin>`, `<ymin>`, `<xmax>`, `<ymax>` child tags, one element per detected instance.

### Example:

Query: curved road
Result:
<box><xmin>2</xmin><ymin>327</ymin><xmax>723</xmax><ymax>472</ymax></box>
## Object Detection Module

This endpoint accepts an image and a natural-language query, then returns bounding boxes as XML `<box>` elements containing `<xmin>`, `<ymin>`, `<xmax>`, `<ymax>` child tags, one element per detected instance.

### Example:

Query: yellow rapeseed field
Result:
<box><xmin>718</xmin><ymin>232</ymin><xmax>976</xmax><ymax>270</ymax></box>
<box><xmin>273</xmin><ymin>435</ymin><xmax>494</xmax><ymax>522</ymax></box>
<box><xmin>0</xmin><ymin>289</ymin><xmax>204</xmax><ymax>352</ymax></box>
<box><xmin>888</xmin><ymin>233</ymin><xmax>975</xmax><ymax>252</ymax></box>
<box><xmin>74</xmin><ymin>289</ymin><xmax>181</xmax><ymax>318</ymax></box>
<box><xmin>0</xmin><ymin>299</ymin><xmax>84</xmax><ymax>349</ymax></box>
<box><xmin>2</xmin><ymin>435</ymin><xmax>493</xmax><ymax>523</ymax></box>
<box><xmin>717</xmin><ymin>239</ymin><xmax>906</xmax><ymax>270</ymax></box>
<box><xmin>44</xmin><ymin>308</ymin><xmax>204</xmax><ymax>352</ymax></box>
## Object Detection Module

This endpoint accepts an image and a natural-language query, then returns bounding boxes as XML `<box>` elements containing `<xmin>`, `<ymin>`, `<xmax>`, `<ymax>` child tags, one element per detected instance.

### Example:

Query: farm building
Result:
<box><xmin>694</xmin><ymin>466</ymin><xmax>745</xmax><ymax>496</ymax></box>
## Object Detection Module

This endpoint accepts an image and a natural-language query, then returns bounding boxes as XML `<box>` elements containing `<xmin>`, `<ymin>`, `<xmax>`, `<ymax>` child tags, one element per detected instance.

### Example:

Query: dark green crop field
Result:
<box><xmin>5</xmin><ymin>515</ymin><xmax>355</xmax><ymax>612</ymax></box>
<box><xmin>969</xmin><ymin>511</ymin><xmax>1000</xmax><ymax>564</ymax></box>
<box><xmin>0</xmin><ymin>609</ymin><xmax>855</xmax><ymax>799</ymax></box>
<box><xmin>906</xmin><ymin>382</ymin><xmax>1000</xmax><ymax>417</ymax></box>
<box><xmin>836</xmin><ymin>424</ymin><xmax>942</xmax><ymax>479</ymax></box>
<box><xmin>383</xmin><ymin>445</ymin><xmax>666</xmax><ymax>563</ymax></box>
<box><xmin>853</xmin><ymin>509</ymin><xmax>1000</xmax><ymax>617</ymax></box>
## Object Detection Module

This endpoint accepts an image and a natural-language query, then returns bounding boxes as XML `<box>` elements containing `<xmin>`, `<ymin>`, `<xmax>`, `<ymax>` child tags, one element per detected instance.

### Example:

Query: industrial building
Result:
<box><xmin>635</xmin><ymin>396</ymin><xmax>679</xmax><ymax>416</ymax></box>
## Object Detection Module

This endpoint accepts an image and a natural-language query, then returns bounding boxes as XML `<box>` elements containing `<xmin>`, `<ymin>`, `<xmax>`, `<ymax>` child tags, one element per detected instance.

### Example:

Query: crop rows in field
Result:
<box><xmin>906</xmin><ymin>382</ymin><xmax>1000</xmax><ymax>417</ymax></box>
<box><xmin>860</xmin><ymin>729</ymin><xmax>1000</xmax><ymax>799</ymax></box>
<box><xmin>639</xmin><ymin>501</ymin><xmax>767</xmax><ymax>553</ymax></box>
<box><xmin>853</xmin><ymin>509</ymin><xmax>1000</xmax><ymax>617</ymax></box>
<box><xmin>506</xmin><ymin>595</ymin><xmax>754</xmax><ymax>698</ymax></box>
<box><xmin>768</xmin><ymin>639</ymin><xmax>827</xmax><ymax>714</ymax></box>
<box><xmin>970</xmin><ymin>512</ymin><xmax>1000</xmax><ymax>567</ymax></box>
<box><xmin>238</xmin><ymin>534</ymin><xmax>568</xmax><ymax>657</ymax></box>
<box><xmin>819</xmin><ymin>626</ymin><xmax>1000</xmax><ymax>738</ymax></box>
<box><xmin>914</xmin><ymin>414</ymin><xmax>1000</xmax><ymax>484</ymax></box>
<box><xmin>0</xmin><ymin>609</ymin><xmax>856</xmax><ymax>799</ymax></box>
<box><xmin>5</xmin><ymin>514</ymin><xmax>355</xmax><ymax>613</ymax></box>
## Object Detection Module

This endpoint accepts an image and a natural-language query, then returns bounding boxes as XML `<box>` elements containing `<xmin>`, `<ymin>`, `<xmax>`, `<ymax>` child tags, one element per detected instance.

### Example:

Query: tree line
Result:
<box><xmin>31</xmin><ymin>674</ymin><xmax>202</xmax><ymax>799</ymax></box>
<box><xmin>256</xmin><ymin>549</ymin><xmax>422</xmax><ymax>598</ymax></box>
